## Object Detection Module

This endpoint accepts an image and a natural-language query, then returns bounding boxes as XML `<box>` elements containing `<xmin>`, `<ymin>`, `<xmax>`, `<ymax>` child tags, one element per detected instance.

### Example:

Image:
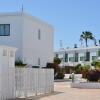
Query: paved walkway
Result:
<box><xmin>16</xmin><ymin>82</ymin><xmax>100</xmax><ymax>100</ymax></box>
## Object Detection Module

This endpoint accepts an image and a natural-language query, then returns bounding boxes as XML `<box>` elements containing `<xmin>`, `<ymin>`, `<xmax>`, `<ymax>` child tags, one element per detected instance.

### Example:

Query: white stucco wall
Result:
<box><xmin>0</xmin><ymin>13</ymin><xmax>23</xmax><ymax>59</ymax></box>
<box><xmin>0</xmin><ymin>12</ymin><xmax>54</xmax><ymax>67</ymax></box>
<box><xmin>22</xmin><ymin>14</ymin><xmax>54</xmax><ymax>67</ymax></box>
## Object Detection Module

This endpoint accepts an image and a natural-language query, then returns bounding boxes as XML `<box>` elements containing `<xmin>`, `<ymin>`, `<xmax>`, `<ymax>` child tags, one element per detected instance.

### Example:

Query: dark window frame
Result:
<box><xmin>80</xmin><ymin>56</ymin><xmax>85</xmax><ymax>61</ymax></box>
<box><xmin>92</xmin><ymin>56</ymin><xmax>97</xmax><ymax>61</ymax></box>
<box><xmin>0</xmin><ymin>24</ymin><xmax>10</xmax><ymax>36</ymax></box>
<box><xmin>75</xmin><ymin>53</ymin><xmax>78</xmax><ymax>62</ymax></box>
<box><xmin>65</xmin><ymin>53</ymin><xmax>68</xmax><ymax>62</ymax></box>
<box><xmin>85</xmin><ymin>51</ymin><xmax>90</xmax><ymax>61</ymax></box>
<box><xmin>69</xmin><ymin>57</ymin><xmax>74</xmax><ymax>62</ymax></box>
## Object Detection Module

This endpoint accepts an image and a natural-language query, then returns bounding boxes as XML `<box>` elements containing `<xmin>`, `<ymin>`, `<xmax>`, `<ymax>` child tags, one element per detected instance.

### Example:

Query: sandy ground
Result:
<box><xmin>14</xmin><ymin>82</ymin><xmax>100</xmax><ymax>100</ymax></box>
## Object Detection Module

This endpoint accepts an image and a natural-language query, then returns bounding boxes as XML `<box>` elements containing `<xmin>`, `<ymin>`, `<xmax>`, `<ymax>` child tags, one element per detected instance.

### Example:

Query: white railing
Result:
<box><xmin>0</xmin><ymin>68</ymin><xmax>54</xmax><ymax>100</ymax></box>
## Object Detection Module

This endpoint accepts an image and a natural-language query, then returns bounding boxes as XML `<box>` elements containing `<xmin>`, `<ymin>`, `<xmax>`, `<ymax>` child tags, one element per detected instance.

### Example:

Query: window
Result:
<box><xmin>0</xmin><ymin>24</ymin><xmax>10</xmax><ymax>36</ymax></box>
<box><xmin>75</xmin><ymin>53</ymin><xmax>78</xmax><ymax>62</ymax></box>
<box><xmin>92</xmin><ymin>56</ymin><xmax>97</xmax><ymax>61</ymax></box>
<box><xmin>38</xmin><ymin>58</ymin><xmax>40</xmax><ymax>66</ymax></box>
<box><xmin>10</xmin><ymin>51</ymin><xmax>14</xmax><ymax>57</ymax></box>
<box><xmin>85</xmin><ymin>52</ymin><xmax>90</xmax><ymax>61</ymax></box>
<box><xmin>3</xmin><ymin>49</ymin><xmax>7</xmax><ymax>56</ymax></box>
<box><xmin>80</xmin><ymin>56</ymin><xmax>84</xmax><ymax>61</ymax></box>
<box><xmin>69</xmin><ymin>57</ymin><xmax>74</xmax><ymax>62</ymax></box>
<box><xmin>38</xmin><ymin>29</ymin><xmax>41</xmax><ymax>40</ymax></box>
<box><xmin>65</xmin><ymin>53</ymin><xmax>68</xmax><ymax>62</ymax></box>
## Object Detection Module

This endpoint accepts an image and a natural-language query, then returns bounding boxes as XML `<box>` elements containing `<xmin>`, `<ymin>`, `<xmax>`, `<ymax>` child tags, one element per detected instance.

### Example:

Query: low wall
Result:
<box><xmin>71</xmin><ymin>82</ymin><xmax>100</xmax><ymax>89</ymax></box>
<box><xmin>15</xmin><ymin>68</ymin><xmax>54</xmax><ymax>97</ymax></box>
<box><xmin>0</xmin><ymin>68</ymin><xmax>54</xmax><ymax>100</ymax></box>
<box><xmin>64</xmin><ymin>74</ymin><xmax>82</xmax><ymax>79</ymax></box>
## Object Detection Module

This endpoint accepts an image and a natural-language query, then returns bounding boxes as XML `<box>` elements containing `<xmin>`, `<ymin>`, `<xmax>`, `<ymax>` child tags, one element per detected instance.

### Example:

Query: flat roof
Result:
<box><xmin>0</xmin><ymin>12</ymin><xmax>54</xmax><ymax>30</ymax></box>
<box><xmin>55</xmin><ymin>46</ymin><xmax>100</xmax><ymax>53</ymax></box>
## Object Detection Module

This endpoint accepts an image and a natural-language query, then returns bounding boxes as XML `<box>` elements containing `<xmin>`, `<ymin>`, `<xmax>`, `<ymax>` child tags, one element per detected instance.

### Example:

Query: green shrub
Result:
<box><xmin>75</xmin><ymin>64</ymin><xmax>82</xmax><ymax>74</ymax></box>
<box><xmin>15</xmin><ymin>58</ymin><xmax>26</xmax><ymax>67</ymax></box>
<box><xmin>81</xmin><ymin>65</ymin><xmax>90</xmax><ymax>78</ymax></box>
<box><xmin>64</xmin><ymin>66</ymin><xmax>75</xmax><ymax>74</ymax></box>
<box><xmin>91</xmin><ymin>61</ymin><xmax>100</xmax><ymax>69</ymax></box>
<box><xmin>55</xmin><ymin>72</ymin><xmax>65</xmax><ymax>79</ymax></box>
<box><xmin>53</xmin><ymin>57</ymin><xmax>61</xmax><ymax>65</ymax></box>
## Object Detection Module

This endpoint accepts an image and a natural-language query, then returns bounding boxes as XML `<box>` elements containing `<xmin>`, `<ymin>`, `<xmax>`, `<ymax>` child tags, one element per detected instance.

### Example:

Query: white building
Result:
<box><xmin>0</xmin><ymin>12</ymin><xmax>54</xmax><ymax>67</ymax></box>
<box><xmin>55</xmin><ymin>46</ymin><xmax>100</xmax><ymax>67</ymax></box>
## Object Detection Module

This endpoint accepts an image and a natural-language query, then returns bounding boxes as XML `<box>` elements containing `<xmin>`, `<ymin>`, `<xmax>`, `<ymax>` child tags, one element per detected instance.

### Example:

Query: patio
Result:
<box><xmin>14</xmin><ymin>82</ymin><xmax>100</xmax><ymax>100</ymax></box>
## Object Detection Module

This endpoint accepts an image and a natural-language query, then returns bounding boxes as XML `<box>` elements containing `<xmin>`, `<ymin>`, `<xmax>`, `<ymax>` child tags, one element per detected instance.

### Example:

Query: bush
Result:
<box><xmin>64</xmin><ymin>66</ymin><xmax>75</xmax><ymax>74</ymax></box>
<box><xmin>46</xmin><ymin>63</ymin><xmax>60</xmax><ymax>75</ymax></box>
<box><xmin>87</xmin><ymin>69</ymin><xmax>100</xmax><ymax>82</ymax></box>
<box><xmin>75</xmin><ymin>64</ymin><xmax>82</xmax><ymax>74</ymax></box>
<box><xmin>91</xmin><ymin>61</ymin><xmax>100</xmax><ymax>69</ymax></box>
<box><xmin>46</xmin><ymin>62</ymin><xmax>64</xmax><ymax>79</ymax></box>
<box><xmin>15</xmin><ymin>58</ymin><xmax>26</xmax><ymax>67</ymax></box>
<box><xmin>55</xmin><ymin>72</ymin><xmax>65</xmax><ymax>79</ymax></box>
<box><xmin>81</xmin><ymin>65</ymin><xmax>90</xmax><ymax>78</ymax></box>
<box><xmin>64</xmin><ymin>66</ymin><xmax>70</xmax><ymax>73</ymax></box>
<box><xmin>81</xmin><ymin>70</ymin><xmax>88</xmax><ymax>78</ymax></box>
<box><xmin>53</xmin><ymin>57</ymin><xmax>61</xmax><ymax>65</ymax></box>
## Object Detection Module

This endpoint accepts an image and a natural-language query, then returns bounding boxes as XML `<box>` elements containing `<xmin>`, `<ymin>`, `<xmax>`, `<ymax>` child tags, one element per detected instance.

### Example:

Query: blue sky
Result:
<box><xmin>0</xmin><ymin>0</ymin><xmax>100</xmax><ymax>50</ymax></box>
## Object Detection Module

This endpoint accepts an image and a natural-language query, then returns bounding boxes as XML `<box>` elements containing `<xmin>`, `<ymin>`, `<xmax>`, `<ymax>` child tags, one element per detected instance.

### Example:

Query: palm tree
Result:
<box><xmin>80</xmin><ymin>31</ymin><xmax>94</xmax><ymax>47</ymax></box>
<box><xmin>79</xmin><ymin>37</ymin><xmax>83</xmax><ymax>46</ymax></box>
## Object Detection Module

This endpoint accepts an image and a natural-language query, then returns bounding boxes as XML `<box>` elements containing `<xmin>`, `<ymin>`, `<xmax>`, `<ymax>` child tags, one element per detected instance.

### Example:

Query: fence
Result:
<box><xmin>0</xmin><ymin>68</ymin><xmax>54</xmax><ymax>100</ymax></box>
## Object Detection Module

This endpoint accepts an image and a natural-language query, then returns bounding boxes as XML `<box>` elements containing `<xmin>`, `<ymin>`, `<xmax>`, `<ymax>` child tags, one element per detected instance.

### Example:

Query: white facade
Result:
<box><xmin>55</xmin><ymin>46</ymin><xmax>100</xmax><ymax>67</ymax></box>
<box><xmin>0</xmin><ymin>12</ymin><xmax>54</xmax><ymax>67</ymax></box>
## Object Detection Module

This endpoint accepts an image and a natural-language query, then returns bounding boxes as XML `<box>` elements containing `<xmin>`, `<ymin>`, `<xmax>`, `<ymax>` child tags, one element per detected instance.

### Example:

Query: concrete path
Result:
<box><xmin>16</xmin><ymin>82</ymin><xmax>100</xmax><ymax>100</ymax></box>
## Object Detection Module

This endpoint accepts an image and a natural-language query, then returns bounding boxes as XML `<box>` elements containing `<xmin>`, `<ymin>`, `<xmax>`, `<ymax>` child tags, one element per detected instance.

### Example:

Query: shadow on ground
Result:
<box><xmin>8</xmin><ymin>91</ymin><xmax>64</xmax><ymax>100</ymax></box>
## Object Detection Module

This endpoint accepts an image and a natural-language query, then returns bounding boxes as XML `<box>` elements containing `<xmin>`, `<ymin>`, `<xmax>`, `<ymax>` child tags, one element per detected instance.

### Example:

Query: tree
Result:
<box><xmin>46</xmin><ymin>63</ymin><xmax>60</xmax><ymax>75</ymax></box>
<box><xmin>53</xmin><ymin>57</ymin><xmax>61</xmax><ymax>65</ymax></box>
<box><xmin>79</xmin><ymin>37</ymin><xmax>83</xmax><ymax>46</ymax></box>
<box><xmin>80</xmin><ymin>31</ymin><xmax>94</xmax><ymax>47</ymax></box>
<box><xmin>75</xmin><ymin>64</ymin><xmax>82</xmax><ymax>74</ymax></box>
<box><xmin>46</xmin><ymin>58</ymin><xmax>62</xmax><ymax>79</ymax></box>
